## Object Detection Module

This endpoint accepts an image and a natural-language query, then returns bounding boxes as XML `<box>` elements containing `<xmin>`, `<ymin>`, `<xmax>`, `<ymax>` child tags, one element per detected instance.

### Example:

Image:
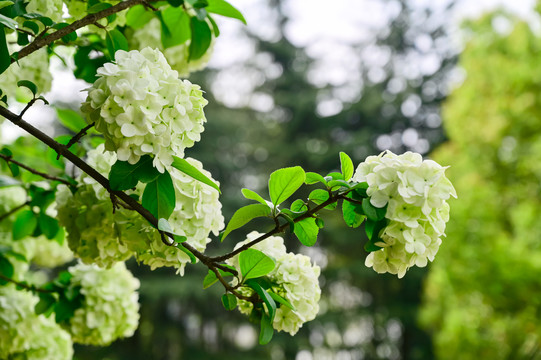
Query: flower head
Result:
<box><xmin>65</xmin><ymin>262</ymin><xmax>140</xmax><ymax>345</ymax></box>
<box><xmin>81</xmin><ymin>48</ymin><xmax>208</xmax><ymax>172</ymax></box>
<box><xmin>353</xmin><ymin>151</ymin><xmax>456</xmax><ymax>278</ymax></box>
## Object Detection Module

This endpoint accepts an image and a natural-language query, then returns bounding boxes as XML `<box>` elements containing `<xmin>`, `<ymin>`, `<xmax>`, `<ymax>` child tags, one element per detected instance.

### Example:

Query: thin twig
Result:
<box><xmin>0</xmin><ymin>201</ymin><xmax>29</xmax><ymax>222</ymax></box>
<box><xmin>67</xmin><ymin>123</ymin><xmax>95</xmax><ymax>149</ymax></box>
<box><xmin>0</xmin><ymin>153</ymin><xmax>72</xmax><ymax>185</ymax></box>
<box><xmin>210</xmin><ymin>194</ymin><xmax>341</xmax><ymax>263</ymax></box>
<box><xmin>0</xmin><ymin>274</ymin><xmax>55</xmax><ymax>294</ymax></box>
<box><xmin>12</xmin><ymin>0</ymin><xmax>152</xmax><ymax>63</ymax></box>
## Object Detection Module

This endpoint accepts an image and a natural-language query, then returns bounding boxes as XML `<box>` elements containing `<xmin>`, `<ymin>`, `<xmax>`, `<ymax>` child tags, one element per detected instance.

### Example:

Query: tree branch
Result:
<box><xmin>210</xmin><ymin>194</ymin><xmax>341</xmax><ymax>263</ymax></box>
<box><xmin>0</xmin><ymin>274</ymin><xmax>55</xmax><ymax>294</ymax></box>
<box><xmin>0</xmin><ymin>201</ymin><xmax>29</xmax><ymax>222</ymax></box>
<box><xmin>0</xmin><ymin>153</ymin><xmax>72</xmax><ymax>185</ymax></box>
<box><xmin>12</xmin><ymin>0</ymin><xmax>152</xmax><ymax>63</ymax></box>
<box><xmin>65</xmin><ymin>122</ymin><xmax>95</xmax><ymax>150</ymax></box>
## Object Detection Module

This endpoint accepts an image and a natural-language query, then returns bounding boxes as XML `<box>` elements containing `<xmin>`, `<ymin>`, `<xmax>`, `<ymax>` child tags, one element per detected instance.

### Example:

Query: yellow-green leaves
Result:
<box><xmin>221</xmin><ymin>204</ymin><xmax>271</xmax><ymax>241</ymax></box>
<box><xmin>239</xmin><ymin>249</ymin><xmax>275</xmax><ymax>280</ymax></box>
<box><xmin>340</xmin><ymin>152</ymin><xmax>354</xmax><ymax>181</ymax></box>
<box><xmin>142</xmin><ymin>171</ymin><xmax>176</xmax><ymax>220</ymax></box>
<box><xmin>172</xmin><ymin>156</ymin><xmax>220</xmax><ymax>193</ymax></box>
<box><xmin>294</xmin><ymin>217</ymin><xmax>319</xmax><ymax>246</ymax></box>
<box><xmin>268</xmin><ymin>166</ymin><xmax>305</xmax><ymax>208</ymax></box>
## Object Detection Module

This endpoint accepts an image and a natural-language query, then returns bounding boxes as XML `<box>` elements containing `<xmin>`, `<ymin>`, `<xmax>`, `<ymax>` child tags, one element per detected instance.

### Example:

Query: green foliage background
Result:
<box><xmin>421</xmin><ymin>13</ymin><xmax>541</xmax><ymax>359</ymax></box>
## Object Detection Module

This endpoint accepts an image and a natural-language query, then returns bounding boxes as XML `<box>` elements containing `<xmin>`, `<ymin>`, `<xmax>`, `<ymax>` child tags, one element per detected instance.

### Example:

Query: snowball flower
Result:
<box><xmin>353</xmin><ymin>151</ymin><xmax>456</xmax><ymax>278</ymax></box>
<box><xmin>81</xmin><ymin>48</ymin><xmax>208</xmax><ymax>172</ymax></box>
<box><xmin>65</xmin><ymin>262</ymin><xmax>140</xmax><ymax>345</ymax></box>
<box><xmin>227</xmin><ymin>232</ymin><xmax>321</xmax><ymax>335</ymax></box>
<box><xmin>131</xmin><ymin>18</ymin><xmax>215</xmax><ymax>77</ymax></box>
<box><xmin>56</xmin><ymin>145</ymin><xmax>224</xmax><ymax>272</ymax></box>
<box><xmin>0</xmin><ymin>285</ymin><xmax>73</xmax><ymax>360</ymax></box>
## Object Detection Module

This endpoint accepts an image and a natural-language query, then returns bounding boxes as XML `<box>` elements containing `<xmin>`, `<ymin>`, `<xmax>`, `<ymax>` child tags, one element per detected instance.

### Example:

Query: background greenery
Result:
<box><xmin>4</xmin><ymin>0</ymin><xmax>541</xmax><ymax>359</ymax></box>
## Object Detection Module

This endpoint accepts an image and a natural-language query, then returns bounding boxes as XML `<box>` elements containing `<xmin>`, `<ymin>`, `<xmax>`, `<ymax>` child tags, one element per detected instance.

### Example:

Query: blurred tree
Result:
<box><xmin>72</xmin><ymin>0</ymin><xmax>458</xmax><ymax>359</ymax></box>
<box><xmin>421</xmin><ymin>12</ymin><xmax>541</xmax><ymax>359</ymax></box>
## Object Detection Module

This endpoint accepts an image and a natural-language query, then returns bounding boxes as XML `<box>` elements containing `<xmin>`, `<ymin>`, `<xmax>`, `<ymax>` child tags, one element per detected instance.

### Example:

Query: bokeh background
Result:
<box><xmin>2</xmin><ymin>0</ymin><xmax>541</xmax><ymax>358</ymax></box>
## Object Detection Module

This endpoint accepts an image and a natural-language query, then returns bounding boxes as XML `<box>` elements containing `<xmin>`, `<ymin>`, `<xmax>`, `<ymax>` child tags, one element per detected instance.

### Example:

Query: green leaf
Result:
<box><xmin>12</xmin><ymin>210</ymin><xmax>37</xmax><ymax>240</ymax></box>
<box><xmin>160</xmin><ymin>6</ymin><xmax>191</xmax><ymax>49</ymax></box>
<box><xmin>167</xmin><ymin>0</ymin><xmax>184</xmax><ymax>6</ymax></box>
<box><xmin>221</xmin><ymin>203</ymin><xmax>271</xmax><ymax>241</ymax></box>
<box><xmin>142</xmin><ymin>171</ymin><xmax>176</xmax><ymax>220</ymax></box>
<box><xmin>308</xmin><ymin>188</ymin><xmax>336</xmax><ymax>210</ymax></box>
<box><xmin>0</xmin><ymin>25</ymin><xmax>10</xmax><ymax>75</ymax></box>
<box><xmin>206</xmin><ymin>0</ymin><xmax>246</xmax><ymax>24</ymax></box>
<box><xmin>326</xmin><ymin>172</ymin><xmax>344</xmax><ymax>181</ymax></box>
<box><xmin>293</xmin><ymin>217</ymin><xmax>319</xmax><ymax>246</ymax></box>
<box><xmin>109</xmin><ymin>156</ymin><xmax>160</xmax><ymax>191</ymax></box>
<box><xmin>241</xmin><ymin>188</ymin><xmax>268</xmax><ymax>206</ymax></box>
<box><xmin>17</xmin><ymin>80</ymin><xmax>37</xmax><ymax>96</ymax></box>
<box><xmin>52</xmin><ymin>23</ymin><xmax>77</xmax><ymax>43</ymax></box>
<box><xmin>106</xmin><ymin>28</ymin><xmax>129</xmax><ymax>60</ymax></box>
<box><xmin>157</xmin><ymin>218</ymin><xmax>187</xmax><ymax>243</ymax></box>
<box><xmin>35</xmin><ymin>293</ymin><xmax>56</xmax><ymax>316</ymax></box>
<box><xmin>171</xmin><ymin>156</ymin><xmax>220</xmax><ymax>193</ymax></box>
<box><xmin>56</xmin><ymin>108</ymin><xmax>88</xmax><ymax>133</ymax></box>
<box><xmin>268</xmin><ymin>291</ymin><xmax>295</xmax><ymax>311</ymax></box>
<box><xmin>22</xmin><ymin>20</ymin><xmax>39</xmax><ymax>34</ymax></box>
<box><xmin>221</xmin><ymin>293</ymin><xmax>237</xmax><ymax>310</ymax></box>
<box><xmin>362</xmin><ymin>199</ymin><xmax>387</xmax><ymax>222</ymax></box>
<box><xmin>246</xmin><ymin>279</ymin><xmax>276</xmax><ymax>321</ymax></box>
<box><xmin>305</xmin><ymin>172</ymin><xmax>327</xmax><ymax>185</ymax></box>
<box><xmin>259</xmin><ymin>312</ymin><xmax>274</xmax><ymax>345</ymax></box>
<box><xmin>126</xmin><ymin>4</ymin><xmax>154</xmax><ymax>29</ymax></box>
<box><xmin>239</xmin><ymin>248</ymin><xmax>275</xmax><ymax>280</ymax></box>
<box><xmin>351</xmin><ymin>182</ymin><xmax>369</xmax><ymax>197</ymax></box>
<box><xmin>203</xmin><ymin>265</ymin><xmax>236</xmax><ymax>289</ymax></box>
<box><xmin>268</xmin><ymin>166</ymin><xmax>306</xmax><ymax>207</ymax></box>
<box><xmin>189</xmin><ymin>16</ymin><xmax>212</xmax><ymax>61</ymax></box>
<box><xmin>364</xmin><ymin>218</ymin><xmax>387</xmax><ymax>252</ymax></box>
<box><xmin>0</xmin><ymin>1</ymin><xmax>14</xmax><ymax>11</ymax></box>
<box><xmin>207</xmin><ymin>14</ymin><xmax>220</xmax><ymax>36</ymax></box>
<box><xmin>340</xmin><ymin>152</ymin><xmax>354</xmax><ymax>181</ymax></box>
<box><xmin>87</xmin><ymin>2</ymin><xmax>112</xmax><ymax>13</ymax></box>
<box><xmin>290</xmin><ymin>199</ymin><xmax>307</xmax><ymax>213</ymax></box>
<box><xmin>278</xmin><ymin>212</ymin><xmax>294</xmax><ymax>233</ymax></box>
<box><xmin>38</xmin><ymin>213</ymin><xmax>59</xmax><ymax>239</ymax></box>
<box><xmin>0</xmin><ymin>14</ymin><xmax>17</xmax><ymax>30</ymax></box>
<box><xmin>342</xmin><ymin>193</ymin><xmax>365</xmax><ymax>228</ymax></box>
<box><xmin>327</xmin><ymin>179</ymin><xmax>351</xmax><ymax>190</ymax></box>
<box><xmin>177</xmin><ymin>243</ymin><xmax>197</xmax><ymax>263</ymax></box>
<box><xmin>0</xmin><ymin>255</ymin><xmax>14</xmax><ymax>285</ymax></box>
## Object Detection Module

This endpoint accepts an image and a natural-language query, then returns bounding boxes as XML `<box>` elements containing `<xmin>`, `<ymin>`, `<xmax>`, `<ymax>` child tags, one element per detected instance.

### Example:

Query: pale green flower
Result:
<box><xmin>228</xmin><ymin>232</ymin><xmax>321</xmax><ymax>335</ymax></box>
<box><xmin>353</xmin><ymin>151</ymin><xmax>456</xmax><ymax>278</ymax></box>
<box><xmin>65</xmin><ymin>262</ymin><xmax>140</xmax><ymax>345</ymax></box>
<box><xmin>0</xmin><ymin>285</ymin><xmax>73</xmax><ymax>360</ymax></box>
<box><xmin>82</xmin><ymin>48</ymin><xmax>208</xmax><ymax>173</ymax></box>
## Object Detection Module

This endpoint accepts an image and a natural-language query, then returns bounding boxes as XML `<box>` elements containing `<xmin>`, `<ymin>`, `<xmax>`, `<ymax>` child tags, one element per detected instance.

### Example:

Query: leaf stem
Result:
<box><xmin>0</xmin><ymin>274</ymin><xmax>55</xmax><ymax>294</ymax></box>
<box><xmin>0</xmin><ymin>153</ymin><xmax>72</xmax><ymax>185</ymax></box>
<box><xmin>0</xmin><ymin>201</ymin><xmax>29</xmax><ymax>222</ymax></box>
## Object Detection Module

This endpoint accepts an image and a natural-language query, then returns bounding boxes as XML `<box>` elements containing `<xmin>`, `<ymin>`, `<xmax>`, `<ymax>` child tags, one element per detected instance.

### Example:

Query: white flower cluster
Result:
<box><xmin>131</xmin><ymin>18</ymin><xmax>215</xmax><ymax>77</ymax></box>
<box><xmin>56</xmin><ymin>146</ymin><xmax>224</xmax><ymax>273</ymax></box>
<box><xmin>0</xmin><ymin>285</ymin><xmax>73</xmax><ymax>360</ymax></box>
<box><xmin>0</xmin><ymin>47</ymin><xmax>52</xmax><ymax>101</ymax></box>
<box><xmin>137</xmin><ymin>157</ymin><xmax>224</xmax><ymax>274</ymax></box>
<box><xmin>228</xmin><ymin>232</ymin><xmax>321</xmax><ymax>335</ymax></box>
<box><xmin>55</xmin><ymin>184</ymin><xmax>134</xmax><ymax>268</ymax></box>
<box><xmin>352</xmin><ymin>151</ymin><xmax>457</xmax><ymax>278</ymax></box>
<box><xmin>81</xmin><ymin>47</ymin><xmax>208</xmax><ymax>173</ymax></box>
<box><xmin>65</xmin><ymin>262</ymin><xmax>140</xmax><ymax>345</ymax></box>
<box><xmin>26</xmin><ymin>0</ymin><xmax>64</xmax><ymax>22</ymax></box>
